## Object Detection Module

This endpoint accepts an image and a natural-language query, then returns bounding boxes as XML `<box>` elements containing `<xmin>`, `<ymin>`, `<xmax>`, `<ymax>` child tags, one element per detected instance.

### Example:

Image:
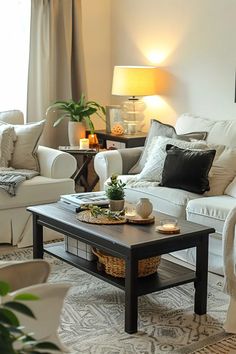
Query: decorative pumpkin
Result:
<box><xmin>111</xmin><ymin>123</ymin><xmax>124</xmax><ymax>136</ymax></box>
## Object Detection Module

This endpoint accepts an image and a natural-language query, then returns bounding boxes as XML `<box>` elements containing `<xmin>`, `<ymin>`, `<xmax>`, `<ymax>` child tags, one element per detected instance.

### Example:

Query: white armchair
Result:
<box><xmin>0</xmin><ymin>260</ymin><xmax>71</xmax><ymax>352</ymax></box>
<box><xmin>0</xmin><ymin>110</ymin><xmax>77</xmax><ymax>247</ymax></box>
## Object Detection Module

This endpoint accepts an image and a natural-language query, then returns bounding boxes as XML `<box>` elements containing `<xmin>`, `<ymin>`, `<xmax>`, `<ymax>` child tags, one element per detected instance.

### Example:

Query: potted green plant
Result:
<box><xmin>0</xmin><ymin>280</ymin><xmax>60</xmax><ymax>353</ymax></box>
<box><xmin>106</xmin><ymin>174</ymin><xmax>126</xmax><ymax>211</ymax></box>
<box><xmin>46</xmin><ymin>93</ymin><xmax>105</xmax><ymax>146</ymax></box>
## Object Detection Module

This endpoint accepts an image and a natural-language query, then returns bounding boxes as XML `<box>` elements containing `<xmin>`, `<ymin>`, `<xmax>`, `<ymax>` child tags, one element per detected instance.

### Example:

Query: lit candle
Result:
<box><xmin>162</xmin><ymin>223</ymin><xmax>176</xmax><ymax>231</ymax></box>
<box><xmin>79</xmin><ymin>138</ymin><xmax>89</xmax><ymax>150</ymax></box>
<box><xmin>125</xmin><ymin>209</ymin><xmax>136</xmax><ymax>217</ymax></box>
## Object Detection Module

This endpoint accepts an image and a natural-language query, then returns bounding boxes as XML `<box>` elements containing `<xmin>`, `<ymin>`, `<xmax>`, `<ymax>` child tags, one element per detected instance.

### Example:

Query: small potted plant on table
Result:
<box><xmin>106</xmin><ymin>174</ymin><xmax>126</xmax><ymax>211</ymax></box>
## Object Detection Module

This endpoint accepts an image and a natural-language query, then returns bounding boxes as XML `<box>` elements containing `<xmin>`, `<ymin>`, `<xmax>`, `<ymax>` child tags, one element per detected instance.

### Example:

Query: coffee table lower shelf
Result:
<box><xmin>44</xmin><ymin>242</ymin><xmax>196</xmax><ymax>297</ymax></box>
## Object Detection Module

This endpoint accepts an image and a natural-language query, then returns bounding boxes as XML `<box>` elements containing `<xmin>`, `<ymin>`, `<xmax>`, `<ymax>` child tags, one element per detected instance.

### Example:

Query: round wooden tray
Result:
<box><xmin>156</xmin><ymin>225</ymin><xmax>180</xmax><ymax>234</ymax></box>
<box><xmin>76</xmin><ymin>210</ymin><xmax>126</xmax><ymax>225</ymax></box>
<box><xmin>126</xmin><ymin>214</ymin><xmax>155</xmax><ymax>224</ymax></box>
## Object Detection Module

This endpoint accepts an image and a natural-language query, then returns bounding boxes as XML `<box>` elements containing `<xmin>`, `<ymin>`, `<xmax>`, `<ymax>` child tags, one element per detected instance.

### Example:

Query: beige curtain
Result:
<box><xmin>27</xmin><ymin>0</ymin><xmax>86</xmax><ymax>148</ymax></box>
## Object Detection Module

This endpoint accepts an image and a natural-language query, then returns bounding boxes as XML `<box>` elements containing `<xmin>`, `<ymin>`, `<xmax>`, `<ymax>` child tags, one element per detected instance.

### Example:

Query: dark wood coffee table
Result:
<box><xmin>27</xmin><ymin>203</ymin><xmax>214</xmax><ymax>334</ymax></box>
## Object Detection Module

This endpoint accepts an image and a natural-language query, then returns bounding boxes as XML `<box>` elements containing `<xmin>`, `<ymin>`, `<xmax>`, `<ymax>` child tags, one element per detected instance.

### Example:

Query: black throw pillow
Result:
<box><xmin>160</xmin><ymin>145</ymin><xmax>216</xmax><ymax>194</ymax></box>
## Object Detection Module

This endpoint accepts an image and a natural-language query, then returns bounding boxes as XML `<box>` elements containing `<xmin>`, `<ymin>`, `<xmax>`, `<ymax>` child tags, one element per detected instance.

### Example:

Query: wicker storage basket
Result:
<box><xmin>92</xmin><ymin>248</ymin><xmax>161</xmax><ymax>278</ymax></box>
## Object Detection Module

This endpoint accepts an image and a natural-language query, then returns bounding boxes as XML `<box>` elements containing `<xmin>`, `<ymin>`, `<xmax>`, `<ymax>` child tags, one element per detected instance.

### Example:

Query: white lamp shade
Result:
<box><xmin>112</xmin><ymin>66</ymin><xmax>158</xmax><ymax>96</ymax></box>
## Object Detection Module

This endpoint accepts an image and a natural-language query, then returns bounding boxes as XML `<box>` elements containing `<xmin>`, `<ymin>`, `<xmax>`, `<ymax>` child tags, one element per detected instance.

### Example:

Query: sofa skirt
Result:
<box><xmin>171</xmin><ymin>231</ymin><xmax>224</xmax><ymax>275</ymax></box>
<box><xmin>0</xmin><ymin>207</ymin><xmax>63</xmax><ymax>248</ymax></box>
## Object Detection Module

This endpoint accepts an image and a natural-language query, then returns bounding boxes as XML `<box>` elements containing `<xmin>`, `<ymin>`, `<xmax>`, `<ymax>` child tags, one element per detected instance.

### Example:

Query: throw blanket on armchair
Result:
<box><xmin>0</xmin><ymin>168</ymin><xmax>39</xmax><ymax>196</ymax></box>
<box><xmin>222</xmin><ymin>206</ymin><xmax>236</xmax><ymax>333</ymax></box>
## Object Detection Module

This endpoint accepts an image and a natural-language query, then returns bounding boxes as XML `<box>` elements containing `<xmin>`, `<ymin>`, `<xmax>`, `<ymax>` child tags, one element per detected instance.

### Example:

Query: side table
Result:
<box><xmin>95</xmin><ymin>130</ymin><xmax>147</xmax><ymax>149</ymax></box>
<box><xmin>59</xmin><ymin>147</ymin><xmax>99</xmax><ymax>192</ymax></box>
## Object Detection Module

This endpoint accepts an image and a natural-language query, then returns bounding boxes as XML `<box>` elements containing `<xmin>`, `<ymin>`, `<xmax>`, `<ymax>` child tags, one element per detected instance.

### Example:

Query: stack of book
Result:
<box><xmin>58</xmin><ymin>191</ymin><xmax>109</xmax><ymax>212</ymax></box>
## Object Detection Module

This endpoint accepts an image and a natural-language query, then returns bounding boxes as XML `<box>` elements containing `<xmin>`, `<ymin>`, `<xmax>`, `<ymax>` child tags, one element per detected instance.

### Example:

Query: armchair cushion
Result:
<box><xmin>0</xmin><ymin>176</ymin><xmax>75</xmax><ymax>209</ymax></box>
<box><xmin>0</xmin><ymin>120</ymin><xmax>45</xmax><ymax>171</ymax></box>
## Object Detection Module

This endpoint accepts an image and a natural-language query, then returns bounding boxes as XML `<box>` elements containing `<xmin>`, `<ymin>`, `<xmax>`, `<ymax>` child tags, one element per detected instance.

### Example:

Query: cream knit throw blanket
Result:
<box><xmin>0</xmin><ymin>168</ymin><xmax>39</xmax><ymax>196</ymax></box>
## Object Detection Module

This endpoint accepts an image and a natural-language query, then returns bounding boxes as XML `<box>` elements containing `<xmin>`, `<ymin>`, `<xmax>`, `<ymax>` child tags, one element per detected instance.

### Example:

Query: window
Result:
<box><xmin>0</xmin><ymin>0</ymin><xmax>31</xmax><ymax>117</ymax></box>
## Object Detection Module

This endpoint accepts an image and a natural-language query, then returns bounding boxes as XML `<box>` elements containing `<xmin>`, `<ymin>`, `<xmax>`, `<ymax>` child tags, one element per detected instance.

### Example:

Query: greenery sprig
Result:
<box><xmin>88</xmin><ymin>205</ymin><xmax>125</xmax><ymax>220</ymax></box>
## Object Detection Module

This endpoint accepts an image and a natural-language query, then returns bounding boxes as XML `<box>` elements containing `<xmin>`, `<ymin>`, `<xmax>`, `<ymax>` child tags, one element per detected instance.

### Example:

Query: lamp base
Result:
<box><xmin>121</xmin><ymin>97</ymin><xmax>146</xmax><ymax>134</ymax></box>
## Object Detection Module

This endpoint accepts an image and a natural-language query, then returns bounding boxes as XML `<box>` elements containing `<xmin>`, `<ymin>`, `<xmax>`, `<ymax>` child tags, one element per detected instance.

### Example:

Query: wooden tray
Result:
<box><xmin>76</xmin><ymin>210</ymin><xmax>126</xmax><ymax>225</ymax></box>
<box><xmin>126</xmin><ymin>214</ymin><xmax>155</xmax><ymax>224</ymax></box>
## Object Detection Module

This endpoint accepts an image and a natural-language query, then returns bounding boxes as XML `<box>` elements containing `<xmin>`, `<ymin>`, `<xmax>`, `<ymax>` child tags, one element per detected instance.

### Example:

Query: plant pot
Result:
<box><xmin>109</xmin><ymin>199</ymin><xmax>125</xmax><ymax>212</ymax></box>
<box><xmin>68</xmin><ymin>121</ymin><xmax>86</xmax><ymax>146</ymax></box>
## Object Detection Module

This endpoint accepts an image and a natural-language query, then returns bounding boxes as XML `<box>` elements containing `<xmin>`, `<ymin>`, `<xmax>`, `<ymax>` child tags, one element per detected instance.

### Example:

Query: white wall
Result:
<box><xmin>111</xmin><ymin>0</ymin><xmax>236</xmax><ymax>129</ymax></box>
<box><xmin>81</xmin><ymin>0</ymin><xmax>111</xmax><ymax>130</ymax></box>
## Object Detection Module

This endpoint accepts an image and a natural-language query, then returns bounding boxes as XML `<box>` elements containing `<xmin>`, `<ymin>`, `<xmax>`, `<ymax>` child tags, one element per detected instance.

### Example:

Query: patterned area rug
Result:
<box><xmin>1</xmin><ymin>248</ymin><xmax>236</xmax><ymax>354</ymax></box>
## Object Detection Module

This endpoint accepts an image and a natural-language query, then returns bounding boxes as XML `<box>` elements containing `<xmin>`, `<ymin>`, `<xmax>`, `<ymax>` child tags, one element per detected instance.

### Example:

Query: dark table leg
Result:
<box><xmin>194</xmin><ymin>234</ymin><xmax>209</xmax><ymax>315</ymax></box>
<box><xmin>33</xmin><ymin>214</ymin><xmax>44</xmax><ymax>259</ymax></box>
<box><xmin>125</xmin><ymin>252</ymin><xmax>138</xmax><ymax>333</ymax></box>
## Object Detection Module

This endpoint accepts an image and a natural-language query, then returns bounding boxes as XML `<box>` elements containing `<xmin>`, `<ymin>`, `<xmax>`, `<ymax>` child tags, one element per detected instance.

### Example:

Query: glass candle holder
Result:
<box><xmin>156</xmin><ymin>219</ymin><xmax>180</xmax><ymax>234</ymax></box>
<box><xmin>125</xmin><ymin>204</ymin><xmax>137</xmax><ymax>217</ymax></box>
<box><xmin>88</xmin><ymin>134</ymin><xmax>99</xmax><ymax>149</ymax></box>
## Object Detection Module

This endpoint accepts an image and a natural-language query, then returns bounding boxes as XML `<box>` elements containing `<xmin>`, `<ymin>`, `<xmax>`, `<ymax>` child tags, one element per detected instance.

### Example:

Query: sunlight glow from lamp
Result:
<box><xmin>147</xmin><ymin>51</ymin><xmax>166</xmax><ymax>65</ymax></box>
<box><xmin>143</xmin><ymin>95</ymin><xmax>165</xmax><ymax>109</ymax></box>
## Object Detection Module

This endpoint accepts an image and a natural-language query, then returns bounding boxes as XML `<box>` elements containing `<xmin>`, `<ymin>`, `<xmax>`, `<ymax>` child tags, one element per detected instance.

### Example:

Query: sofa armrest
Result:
<box><xmin>94</xmin><ymin>147</ymin><xmax>143</xmax><ymax>190</ymax></box>
<box><xmin>37</xmin><ymin>146</ymin><xmax>77</xmax><ymax>179</ymax></box>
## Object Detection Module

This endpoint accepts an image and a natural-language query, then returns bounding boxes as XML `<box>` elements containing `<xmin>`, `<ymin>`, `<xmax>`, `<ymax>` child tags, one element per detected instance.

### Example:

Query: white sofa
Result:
<box><xmin>0</xmin><ymin>110</ymin><xmax>77</xmax><ymax>247</ymax></box>
<box><xmin>94</xmin><ymin>114</ymin><xmax>236</xmax><ymax>275</ymax></box>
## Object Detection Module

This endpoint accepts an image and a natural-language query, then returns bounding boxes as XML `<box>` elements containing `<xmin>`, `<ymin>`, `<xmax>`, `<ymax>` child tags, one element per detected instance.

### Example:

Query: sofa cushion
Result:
<box><xmin>114</xmin><ymin>175</ymin><xmax>202</xmax><ymax>218</ymax></box>
<box><xmin>136</xmin><ymin>136</ymin><xmax>207</xmax><ymax>182</ymax></box>
<box><xmin>0</xmin><ymin>120</ymin><xmax>45</xmax><ymax>171</ymax></box>
<box><xmin>0</xmin><ymin>176</ymin><xmax>75</xmax><ymax>210</ymax></box>
<box><xmin>129</xmin><ymin>118</ymin><xmax>207</xmax><ymax>174</ymax></box>
<box><xmin>186</xmin><ymin>196</ymin><xmax>236</xmax><ymax>234</ymax></box>
<box><xmin>161</xmin><ymin>145</ymin><xmax>216</xmax><ymax>194</ymax></box>
<box><xmin>176</xmin><ymin>113</ymin><xmax>236</xmax><ymax>148</ymax></box>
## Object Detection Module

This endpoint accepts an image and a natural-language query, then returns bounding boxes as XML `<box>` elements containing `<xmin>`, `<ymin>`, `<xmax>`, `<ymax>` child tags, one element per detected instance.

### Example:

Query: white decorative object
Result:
<box><xmin>135</xmin><ymin>198</ymin><xmax>153</xmax><ymax>218</ymax></box>
<box><xmin>79</xmin><ymin>138</ymin><xmax>89</xmax><ymax>150</ymax></box>
<box><xmin>137</xmin><ymin>136</ymin><xmax>207</xmax><ymax>182</ymax></box>
<box><xmin>68</xmin><ymin>121</ymin><xmax>86</xmax><ymax>146</ymax></box>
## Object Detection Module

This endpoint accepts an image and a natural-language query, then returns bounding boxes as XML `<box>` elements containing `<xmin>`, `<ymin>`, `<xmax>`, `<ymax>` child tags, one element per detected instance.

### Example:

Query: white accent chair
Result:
<box><xmin>0</xmin><ymin>110</ymin><xmax>77</xmax><ymax>247</ymax></box>
<box><xmin>0</xmin><ymin>260</ymin><xmax>71</xmax><ymax>352</ymax></box>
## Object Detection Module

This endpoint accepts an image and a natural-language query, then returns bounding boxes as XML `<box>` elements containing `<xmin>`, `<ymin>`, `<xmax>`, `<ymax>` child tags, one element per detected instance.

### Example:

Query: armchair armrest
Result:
<box><xmin>37</xmin><ymin>145</ymin><xmax>77</xmax><ymax>179</ymax></box>
<box><xmin>94</xmin><ymin>147</ymin><xmax>143</xmax><ymax>190</ymax></box>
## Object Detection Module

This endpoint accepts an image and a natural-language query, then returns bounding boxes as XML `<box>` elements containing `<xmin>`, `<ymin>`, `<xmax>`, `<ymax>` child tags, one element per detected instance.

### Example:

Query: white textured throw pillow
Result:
<box><xmin>0</xmin><ymin>120</ymin><xmax>45</xmax><ymax>171</ymax></box>
<box><xmin>0</xmin><ymin>125</ymin><xmax>16</xmax><ymax>167</ymax></box>
<box><xmin>136</xmin><ymin>136</ymin><xmax>207</xmax><ymax>182</ymax></box>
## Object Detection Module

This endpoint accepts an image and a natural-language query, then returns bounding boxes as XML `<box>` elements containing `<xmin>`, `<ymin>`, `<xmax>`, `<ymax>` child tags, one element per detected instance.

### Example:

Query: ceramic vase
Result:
<box><xmin>136</xmin><ymin>198</ymin><xmax>153</xmax><ymax>219</ymax></box>
<box><xmin>68</xmin><ymin>121</ymin><xmax>86</xmax><ymax>146</ymax></box>
<box><xmin>109</xmin><ymin>199</ymin><xmax>125</xmax><ymax>212</ymax></box>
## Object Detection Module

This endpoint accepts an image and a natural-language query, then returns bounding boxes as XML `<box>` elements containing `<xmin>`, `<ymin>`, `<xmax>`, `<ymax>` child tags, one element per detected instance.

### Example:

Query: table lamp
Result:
<box><xmin>112</xmin><ymin>66</ymin><xmax>158</xmax><ymax>134</ymax></box>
